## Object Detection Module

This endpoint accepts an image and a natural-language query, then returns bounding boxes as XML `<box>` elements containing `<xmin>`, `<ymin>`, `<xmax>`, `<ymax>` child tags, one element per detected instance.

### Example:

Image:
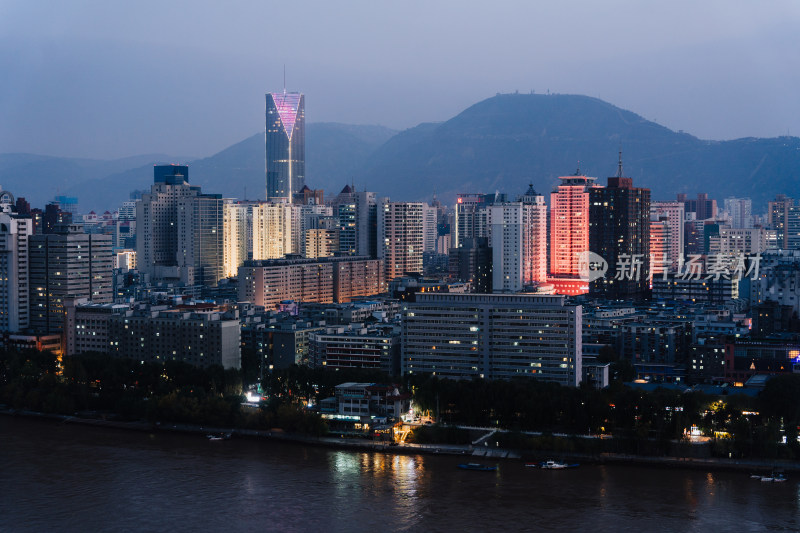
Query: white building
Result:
<box><xmin>0</xmin><ymin>191</ymin><xmax>32</xmax><ymax>332</ymax></box>
<box><xmin>650</xmin><ymin>201</ymin><xmax>685</xmax><ymax>271</ymax></box>
<box><xmin>378</xmin><ymin>200</ymin><xmax>424</xmax><ymax>281</ymax></box>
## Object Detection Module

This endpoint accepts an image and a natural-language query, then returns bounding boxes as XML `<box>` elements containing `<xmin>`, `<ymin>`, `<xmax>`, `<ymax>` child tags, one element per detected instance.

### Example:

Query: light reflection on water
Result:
<box><xmin>1</xmin><ymin>417</ymin><xmax>799</xmax><ymax>532</ymax></box>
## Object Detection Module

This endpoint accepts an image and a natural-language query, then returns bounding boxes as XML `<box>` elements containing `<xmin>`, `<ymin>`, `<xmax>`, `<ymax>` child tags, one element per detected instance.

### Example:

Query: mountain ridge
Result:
<box><xmin>2</xmin><ymin>96</ymin><xmax>798</xmax><ymax>210</ymax></box>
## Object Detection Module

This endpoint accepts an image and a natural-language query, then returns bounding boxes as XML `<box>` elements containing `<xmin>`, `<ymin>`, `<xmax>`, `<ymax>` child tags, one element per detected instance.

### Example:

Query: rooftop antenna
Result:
<box><xmin>575</xmin><ymin>161</ymin><xmax>581</xmax><ymax>176</ymax></box>
<box><xmin>617</xmin><ymin>147</ymin><xmax>624</xmax><ymax>178</ymax></box>
<box><xmin>283</xmin><ymin>64</ymin><xmax>286</xmax><ymax>94</ymax></box>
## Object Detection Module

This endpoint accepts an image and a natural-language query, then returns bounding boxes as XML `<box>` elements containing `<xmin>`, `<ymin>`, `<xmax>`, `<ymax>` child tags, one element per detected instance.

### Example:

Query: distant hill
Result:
<box><xmin>4</xmin><ymin>96</ymin><xmax>799</xmax><ymax>211</ymax></box>
<box><xmin>0</xmin><ymin>153</ymin><xmax>181</xmax><ymax>207</ymax></box>
<box><xmin>356</xmin><ymin>93</ymin><xmax>800</xmax><ymax>207</ymax></box>
<box><xmin>60</xmin><ymin>123</ymin><xmax>397</xmax><ymax>210</ymax></box>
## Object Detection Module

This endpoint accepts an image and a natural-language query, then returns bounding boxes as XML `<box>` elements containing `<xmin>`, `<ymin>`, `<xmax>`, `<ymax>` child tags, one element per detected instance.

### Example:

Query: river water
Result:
<box><xmin>1</xmin><ymin>416</ymin><xmax>798</xmax><ymax>532</ymax></box>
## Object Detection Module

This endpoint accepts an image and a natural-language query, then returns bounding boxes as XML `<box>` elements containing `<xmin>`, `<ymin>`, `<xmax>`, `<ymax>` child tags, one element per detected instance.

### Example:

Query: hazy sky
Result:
<box><xmin>1</xmin><ymin>1</ymin><xmax>799</xmax><ymax>159</ymax></box>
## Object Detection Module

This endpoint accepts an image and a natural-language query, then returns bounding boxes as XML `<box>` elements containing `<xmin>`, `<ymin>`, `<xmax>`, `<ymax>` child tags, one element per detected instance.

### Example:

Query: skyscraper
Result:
<box><xmin>266</xmin><ymin>91</ymin><xmax>305</xmax><ymax>201</ymax></box>
<box><xmin>589</xmin><ymin>157</ymin><xmax>651</xmax><ymax>300</ymax></box>
<box><xmin>549</xmin><ymin>173</ymin><xmax>598</xmax><ymax>295</ymax></box>
<box><xmin>488</xmin><ymin>185</ymin><xmax>547</xmax><ymax>293</ymax></box>
<box><xmin>136</xmin><ymin>165</ymin><xmax>201</xmax><ymax>282</ymax></box>
<box><xmin>177</xmin><ymin>193</ymin><xmax>224</xmax><ymax>286</ymax></box>
<box><xmin>378</xmin><ymin>200</ymin><xmax>423</xmax><ymax>281</ymax></box>
<box><xmin>650</xmin><ymin>201</ymin><xmax>685</xmax><ymax>271</ymax></box>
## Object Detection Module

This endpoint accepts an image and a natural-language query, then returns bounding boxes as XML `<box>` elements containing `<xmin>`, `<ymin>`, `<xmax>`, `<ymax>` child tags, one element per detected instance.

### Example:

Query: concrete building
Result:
<box><xmin>652</xmin><ymin>275</ymin><xmax>739</xmax><ymax>303</ymax></box>
<box><xmin>252</xmin><ymin>202</ymin><xmax>294</xmax><ymax>260</ymax></box>
<box><xmin>136</xmin><ymin>165</ymin><xmax>201</xmax><ymax>283</ymax></box>
<box><xmin>767</xmin><ymin>194</ymin><xmax>794</xmax><ymax>249</ymax></box>
<box><xmin>488</xmin><ymin>185</ymin><xmax>547</xmax><ymax>293</ymax></box>
<box><xmin>355</xmin><ymin>191</ymin><xmax>378</xmax><ymax>258</ymax></box>
<box><xmin>0</xmin><ymin>193</ymin><xmax>32</xmax><ymax>332</ymax></box>
<box><xmin>305</xmin><ymin>228</ymin><xmax>340</xmax><ymax>259</ymax></box>
<box><xmin>223</xmin><ymin>200</ymin><xmax>249</xmax><ymax>278</ymax></box>
<box><xmin>549</xmin><ymin>174</ymin><xmax>598</xmax><ymax>295</ymax></box>
<box><xmin>238</xmin><ymin>256</ymin><xmax>384</xmax><ymax>307</ymax></box>
<box><xmin>589</xmin><ymin>161</ymin><xmax>651</xmax><ymax>300</ymax></box>
<box><xmin>310</xmin><ymin>323</ymin><xmax>400</xmax><ymax>375</ymax></box>
<box><xmin>177</xmin><ymin>193</ymin><xmax>224</xmax><ymax>286</ymax></box>
<box><xmin>448</xmin><ymin>237</ymin><xmax>492</xmax><ymax>293</ymax></box>
<box><xmin>422</xmin><ymin>204</ymin><xmax>438</xmax><ymax>253</ymax></box>
<box><xmin>30</xmin><ymin>224</ymin><xmax>112</xmax><ymax>333</ymax></box>
<box><xmin>63</xmin><ymin>299</ymin><xmax>130</xmax><ymax>356</ymax></box>
<box><xmin>108</xmin><ymin>303</ymin><xmax>241</xmax><ymax>369</ymax></box>
<box><xmin>378</xmin><ymin>200</ymin><xmax>423</xmax><ymax>282</ymax></box>
<box><xmin>453</xmin><ymin>193</ymin><xmax>489</xmax><ymax>249</ymax></box>
<box><xmin>650</xmin><ymin>201</ymin><xmax>684</xmax><ymax>271</ymax></box>
<box><xmin>402</xmin><ymin>293</ymin><xmax>582</xmax><ymax>386</ymax></box>
<box><xmin>724</xmin><ymin>197</ymin><xmax>753</xmax><ymax>229</ymax></box>
<box><xmin>708</xmin><ymin>227</ymin><xmax>766</xmax><ymax>256</ymax></box>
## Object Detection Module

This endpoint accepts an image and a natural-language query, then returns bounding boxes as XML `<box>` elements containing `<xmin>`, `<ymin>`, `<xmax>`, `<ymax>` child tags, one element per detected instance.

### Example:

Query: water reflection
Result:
<box><xmin>2</xmin><ymin>418</ymin><xmax>800</xmax><ymax>532</ymax></box>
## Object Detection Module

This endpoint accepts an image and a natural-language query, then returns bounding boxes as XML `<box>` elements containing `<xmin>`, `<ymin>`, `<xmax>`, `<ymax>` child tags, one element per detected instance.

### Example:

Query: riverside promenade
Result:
<box><xmin>4</xmin><ymin>408</ymin><xmax>800</xmax><ymax>474</ymax></box>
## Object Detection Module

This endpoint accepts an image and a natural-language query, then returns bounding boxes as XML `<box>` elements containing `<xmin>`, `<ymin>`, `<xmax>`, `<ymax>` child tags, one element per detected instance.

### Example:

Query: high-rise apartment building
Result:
<box><xmin>0</xmin><ymin>192</ymin><xmax>32</xmax><ymax>332</ymax></box>
<box><xmin>589</xmin><ymin>160</ymin><xmax>651</xmax><ymax>300</ymax></box>
<box><xmin>252</xmin><ymin>202</ymin><xmax>293</xmax><ymax>260</ymax></box>
<box><xmin>305</xmin><ymin>228</ymin><xmax>340</xmax><ymax>258</ymax></box>
<box><xmin>223</xmin><ymin>200</ymin><xmax>249</xmax><ymax>278</ymax></box>
<box><xmin>177</xmin><ymin>193</ymin><xmax>224</xmax><ymax>286</ymax></box>
<box><xmin>266</xmin><ymin>91</ymin><xmax>305</xmax><ymax>201</ymax></box>
<box><xmin>488</xmin><ymin>185</ymin><xmax>547</xmax><ymax>293</ymax></box>
<box><xmin>355</xmin><ymin>191</ymin><xmax>378</xmax><ymax>258</ymax></box>
<box><xmin>402</xmin><ymin>293</ymin><xmax>582</xmax><ymax>386</ymax></box>
<box><xmin>724</xmin><ymin>197</ymin><xmax>753</xmax><ymax>229</ymax></box>
<box><xmin>422</xmin><ymin>204</ymin><xmax>438</xmax><ymax>253</ymax></box>
<box><xmin>650</xmin><ymin>201</ymin><xmax>684</xmax><ymax>271</ymax></box>
<box><xmin>650</xmin><ymin>217</ymin><xmax>669</xmax><ymax>280</ymax></box>
<box><xmin>30</xmin><ymin>224</ymin><xmax>112</xmax><ymax>333</ymax></box>
<box><xmin>136</xmin><ymin>165</ymin><xmax>201</xmax><ymax>282</ymax></box>
<box><xmin>678</xmin><ymin>193</ymin><xmax>717</xmax><ymax>221</ymax></box>
<box><xmin>768</xmin><ymin>195</ymin><xmax>795</xmax><ymax>249</ymax></box>
<box><xmin>378</xmin><ymin>200</ymin><xmax>424</xmax><ymax>282</ymax></box>
<box><xmin>549</xmin><ymin>174</ymin><xmax>598</xmax><ymax>295</ymax></box>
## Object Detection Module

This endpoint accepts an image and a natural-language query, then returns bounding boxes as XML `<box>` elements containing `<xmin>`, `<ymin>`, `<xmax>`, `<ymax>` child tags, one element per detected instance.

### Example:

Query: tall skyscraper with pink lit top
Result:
<box><xmin>266</xmin><ymin>92</ymin><xmax>305</xmax><ymax>201</ymax></box>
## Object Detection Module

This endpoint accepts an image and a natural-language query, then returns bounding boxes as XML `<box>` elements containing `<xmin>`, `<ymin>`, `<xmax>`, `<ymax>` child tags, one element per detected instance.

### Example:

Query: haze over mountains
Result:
<box><xmin>2</xmin><ymin>93</ymin><xmax>798</xmax><ymax>211</ymax></box>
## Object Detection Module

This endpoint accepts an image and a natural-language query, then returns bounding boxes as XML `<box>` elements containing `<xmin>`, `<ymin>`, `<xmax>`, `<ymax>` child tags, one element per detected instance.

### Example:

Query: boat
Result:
<box><xmin>753</xmin><ymin>471</ymin><xmax>787</xmax><ymax>482</ymax></box>
<box><xmin>457</xmin><ymin>463</ymin><xmax>497</xmax><ymax>471</ymax></box>
<box><xmin>539</xmin><ymin>460</ymin><xmax>580</xmax><ymax>470</ymax></box>
<box><xmin>207</xmin><ymin>432</ymin><xmax>232</xmax><ymax>441</ymax></box>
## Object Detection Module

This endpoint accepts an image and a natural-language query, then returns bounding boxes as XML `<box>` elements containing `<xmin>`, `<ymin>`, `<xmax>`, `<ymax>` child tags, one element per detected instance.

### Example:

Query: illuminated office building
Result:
<box><xmin>266</xmin><ymin>91</ymin><xmax>305</xmax><ymax>201</ymax></box>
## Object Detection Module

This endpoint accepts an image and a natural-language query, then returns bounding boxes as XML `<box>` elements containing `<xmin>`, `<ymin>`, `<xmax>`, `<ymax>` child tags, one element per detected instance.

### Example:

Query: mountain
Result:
<box><xmin>4</xmin><ymin>96</ymin><xmax>799</xmax><ymax>211</ymax></box>
<box><xmin>61</xmin><ymin>123</ymin><xmax>397</xmax><ymax>210</ymax></box>
<box><xmin>356</xmin><ymin>94</ymin><xmax>800</xmax><ymax>207</ymax></box>
<box><xmin>0</xmin><ymin>153</ymin><xmax>182</xmax><ymax>207</ymax></box>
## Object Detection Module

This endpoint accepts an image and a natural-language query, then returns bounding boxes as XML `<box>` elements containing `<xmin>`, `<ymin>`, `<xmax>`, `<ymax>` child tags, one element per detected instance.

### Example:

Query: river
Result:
<box><xmin>1</xmin><ymin>416</ymin><xmax>798</xmax><ymax>532</ymax></box>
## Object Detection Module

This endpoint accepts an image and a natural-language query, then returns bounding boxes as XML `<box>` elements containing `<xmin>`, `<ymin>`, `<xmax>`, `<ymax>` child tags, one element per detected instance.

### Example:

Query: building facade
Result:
<box><xmin>29</xmin><ymin>224</ymin><xmax>112</xmax><ymax>333</ymax></box>
<box><xmin>238</xmin><ymin>256</ymin><xmax>384</xmax><ymax>307</ymax></box>
<box><xmin>266</xmin><ymin>91</ymin><xmax>305</xmax><ymax>201</ymax></box>
<box><xmin>402</xmin><ymin>293</ymin><xmax>582</xmax><ymax>386</ymax></box>
<box><xmin>549</xmin><ymin>174</ymin><xmax>597</xmax><ymax>295</ymax></box>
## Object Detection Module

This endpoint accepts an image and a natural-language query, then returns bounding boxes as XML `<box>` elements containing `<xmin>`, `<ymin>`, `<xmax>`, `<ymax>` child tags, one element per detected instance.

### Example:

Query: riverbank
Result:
<box><xmin>4</xmin><ymin>407</ymin><xmax>800</xmax><ymax>474</ymax></box>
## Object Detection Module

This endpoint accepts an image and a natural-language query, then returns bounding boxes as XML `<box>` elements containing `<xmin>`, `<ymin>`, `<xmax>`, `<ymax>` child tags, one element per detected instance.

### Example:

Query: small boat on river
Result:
<box><xmin>457</xmin><ymin>463</ymin><xmax>497</xmax><ymax>471</ymax></box>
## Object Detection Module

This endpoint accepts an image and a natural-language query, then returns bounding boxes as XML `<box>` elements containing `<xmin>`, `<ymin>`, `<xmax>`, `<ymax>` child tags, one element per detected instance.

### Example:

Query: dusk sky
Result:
<box><xmin>1</xmin><ymin>1</ymin><xmax>799</xmax><ymax>159</ymax></box>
